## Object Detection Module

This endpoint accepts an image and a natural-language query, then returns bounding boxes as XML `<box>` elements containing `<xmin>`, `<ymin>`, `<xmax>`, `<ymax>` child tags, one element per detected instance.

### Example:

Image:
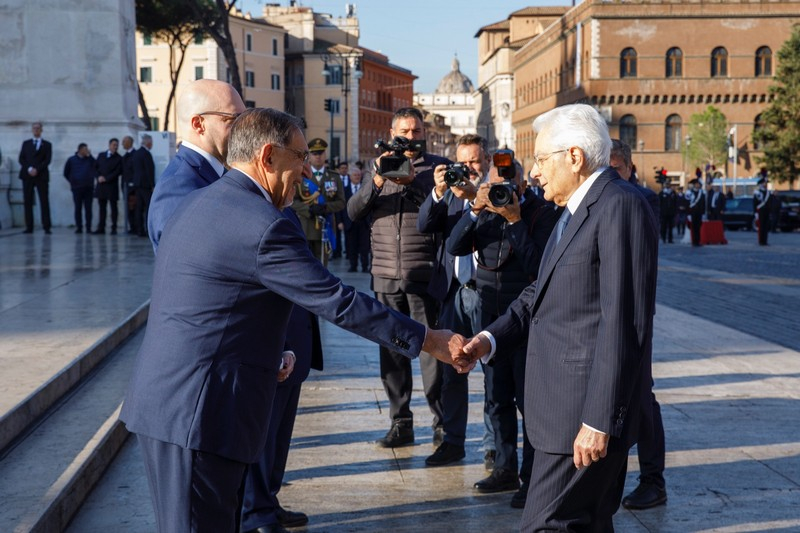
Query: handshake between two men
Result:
<box><xmin>421</xmin><ymin>329</ymin><xmax>491</xmax><ymax>373</ymax></box>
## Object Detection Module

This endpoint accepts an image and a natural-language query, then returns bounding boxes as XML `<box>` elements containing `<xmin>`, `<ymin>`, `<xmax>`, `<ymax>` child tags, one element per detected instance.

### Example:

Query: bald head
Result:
<box><xmin>177</xmin><ymin>79</ymin><xmax>246</xmax><ymax>164</ymax></box>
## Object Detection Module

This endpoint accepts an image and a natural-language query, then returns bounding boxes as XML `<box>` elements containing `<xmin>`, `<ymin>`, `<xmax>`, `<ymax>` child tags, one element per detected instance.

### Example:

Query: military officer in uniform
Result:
<box><xmin>291</xmin><ymin>138</ymin><xmax>345</xmax><ymax>266</ymax></box>
<box><xmin>754</xmin><ymin>177</ymin><xmax>772</xmax><ymax>246</ymax></box>
<box><xmin>687</xmin><ymin>178</ymin><xmax>706</xmax><ymax>246</ymax></box>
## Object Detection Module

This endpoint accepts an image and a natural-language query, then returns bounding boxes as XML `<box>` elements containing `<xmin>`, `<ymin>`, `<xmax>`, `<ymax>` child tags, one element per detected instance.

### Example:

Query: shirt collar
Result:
<box><xmin>181</xmin><ymin>140</ymin><xmax>225</xmax><ymax>177</ymax></box>
<box><xmin>565</xmin><ymin>167</ymin><xmax>606</xmax><ymax>215</ymax></box>
<box><xmin>236</xmin><ymin>169</ymin><xmax>273</xmax><ymax>204</ymax></box>
<box><xmin>311</xmin><ymin>166</ymin><xmax>325</xmax><ymax>175</ymax></box>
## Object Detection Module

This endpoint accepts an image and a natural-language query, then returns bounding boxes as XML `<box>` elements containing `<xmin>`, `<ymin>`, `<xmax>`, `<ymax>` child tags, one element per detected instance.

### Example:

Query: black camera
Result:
<box><xmin>489</xmin><ymin>149</ymin><xmax>518</xmax><ymax>207</ymax></box>
<box><xmin>444</xmin><ymin>163</ymin><xmax>470</xmax><ymax>187</ymax></box>
<box><xmin>374</xmin><ymin>137</ymin><xmax>427</xmax><ymax>180</ymax></box>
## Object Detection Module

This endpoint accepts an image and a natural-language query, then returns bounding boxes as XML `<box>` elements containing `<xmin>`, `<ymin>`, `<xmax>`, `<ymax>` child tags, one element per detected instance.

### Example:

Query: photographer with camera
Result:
<box><xmin>447</xmin><ymin>150</ymin><xmax>560</xmax><ymax>508</ymax></box>
<box><xmin>417</xmin><ymin>134</ymin><xmax>490</xmax><ymax>467</ymax></box>
<box><xmin>347</xmin><ymin>107</ymin><xmax>451</xmax><ymax>449</ymax></box>
<box><xmin>291</xmin><ymin>138</ymin><xmax>345</xmax><ymax>266</ymax></box>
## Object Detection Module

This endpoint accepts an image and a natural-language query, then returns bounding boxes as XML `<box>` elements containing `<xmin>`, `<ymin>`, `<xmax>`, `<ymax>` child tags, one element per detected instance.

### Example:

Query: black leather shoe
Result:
<box><xmin>483</xmin><ymin>450</ymin><xmax>496</xmax><ymax>471</ymax></box>
<box><xmin>510</xmin><ymin>481</ymin><xmax>528</xmax><ymax>508</ymax></box>
<box><xmin>474</xmin><ymin>468</ymin><xmax>520</xmax><ymax>493</ymax></box>
<box><xmin>75</xmin><ymin>228</ymin><xmax>83</xmax><ymax>234</ymax></box>
<box><xmin>621</xmin><ymin>482</ymin><xmax>667</xmax><ymax>510</ymax></box>
<box><xmin>425</xmin><ymin>441</ymin><xmax>465</xmax><ymax>466</ymax></box>
<box><xmin>91</xmin><ymin>229</ymin><xmax>105</xmax><ymax>234</ymax></box>
<box><xmin>110</xmin><ymin>228</ymin><xmax>117</xmax><ymax>235</ymax></box>
<box><xmin>276</xmin><ymin>506</ymin><xmax>308</xmax><ymax>527</ymax></box>
<box><xmin>244</xmin><ymin>524</ymin><xmax>289</xmax><ymax>533</ymax></box>
<box><xmin>376</xmin><ymin>419</ymin><xmax>414</xmax><ymax>448</ymax></box>
<box><xmin>44</xmin><ymin>229</ymin><xmax>52</xmax><ymax>234</ymax></box>
<box><xmin>23</xmin><ymin>229</ymin><xmax>33</xmax><ymax>234</ymax></box>
<box><xmin>433</xmin><ymin>426</ymin><xmax>444</xmax><ymax>448</ymax></box>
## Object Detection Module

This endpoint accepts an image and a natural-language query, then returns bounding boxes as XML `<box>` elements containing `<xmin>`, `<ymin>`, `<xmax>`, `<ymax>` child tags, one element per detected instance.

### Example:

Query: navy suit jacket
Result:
<box><xmin>148</xmin><ymin>145</ymin><xmax>221</xmax><ymax>249</ymax></box>
<box><xmin>485</xmin><ymin>169</ymin><xmax>658</xmax><ymax>455</ymax></box>
<box><xmin>18</xmin><ymin>138</ymin><xmax>52</xmax><ymax>181</ymax></box>
<box><xmin>417</xmin><ymin>189</ymin><xmax>465</xmax><ymax>302</ymax></box>
<box><xmin>120</xmin><ymin>169</ymin><xmax>424</xmax><ymax>463</ymax></box>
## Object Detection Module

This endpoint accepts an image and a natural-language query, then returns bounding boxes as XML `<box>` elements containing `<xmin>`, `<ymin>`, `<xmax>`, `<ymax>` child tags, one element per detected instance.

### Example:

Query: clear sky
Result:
<box><xmin>238</xmin><ymin>0</ymin><xmax>575</xmax><ymax>93</ymax></box>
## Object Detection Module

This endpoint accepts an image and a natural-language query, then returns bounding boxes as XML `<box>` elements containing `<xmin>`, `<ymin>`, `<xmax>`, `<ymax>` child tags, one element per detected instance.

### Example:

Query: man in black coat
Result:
<box><xmin>133</xmin><ymin>134</ymin><xmax>155</xmax><ymax>237</ymax></box>
<box><xmin>93</xmin><ymin>138</ymin><xmax>123</xmax><ymax>234</ymax></box>
<box><xmin>121</xmin><ymin>136</ymin><xmax>138</xmax><ymax>234</ymax></box>
<box><xmin>658</xmin><ymin>183</ymin><xmax>678</xmax><ymax>244</ymax></box>
<box><xmin>687</xmin><ymin>178</ymin><xmax>706</xmax><ymax>246</ymax></box>
<box><xmin>18</xmin><ymin>122</ymin><xmax>52</xmax><ymax>233</ymax></box>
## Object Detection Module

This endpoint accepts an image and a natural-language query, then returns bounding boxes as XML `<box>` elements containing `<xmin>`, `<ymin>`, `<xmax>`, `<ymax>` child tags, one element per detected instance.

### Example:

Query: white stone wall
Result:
<box><xmin>0</xmin><ymin>0</ymin><xmax>142</xmax><ymax>229</ymax></box>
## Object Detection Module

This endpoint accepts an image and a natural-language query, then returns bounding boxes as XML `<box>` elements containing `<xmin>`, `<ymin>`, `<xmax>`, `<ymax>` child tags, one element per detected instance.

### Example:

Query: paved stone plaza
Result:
<box><xmin>1</xmin><ymin>228</ymin><xmax>799</xmax><ymax>532</ymax></box>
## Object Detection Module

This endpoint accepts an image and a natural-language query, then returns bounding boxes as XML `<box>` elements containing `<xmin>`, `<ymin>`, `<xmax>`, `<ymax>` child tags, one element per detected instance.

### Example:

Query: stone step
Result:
<box><xmin>0</xmin><ymin>325</ymin><xmax>145</xmax><ymax>533</ymax></box>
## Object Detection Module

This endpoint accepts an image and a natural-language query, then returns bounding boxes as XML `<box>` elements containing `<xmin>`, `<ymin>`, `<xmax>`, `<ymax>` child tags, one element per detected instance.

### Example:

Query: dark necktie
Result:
<box><xmin>34</xmin><ymin>139</ymin><xmax>40</xmax><ymax>151</ymax></box>
<box><xmin>556</xmin><ymin>209</ymin><xmax>572</xmax><ymax>243</ymax></box>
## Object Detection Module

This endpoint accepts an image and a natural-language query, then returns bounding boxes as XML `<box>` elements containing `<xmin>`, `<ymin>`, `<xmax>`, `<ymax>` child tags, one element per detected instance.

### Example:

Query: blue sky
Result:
<box><xmin>238</xmin><ymin>0</ymin><xmax>574</xmax><ymax>93</ymax></box>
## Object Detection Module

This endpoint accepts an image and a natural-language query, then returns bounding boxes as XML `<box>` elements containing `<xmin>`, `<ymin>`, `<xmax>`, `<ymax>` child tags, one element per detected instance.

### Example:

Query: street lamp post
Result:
<box><xmin>684</xmin><ymin>134</ymin><xmax>692</xmax><ymax>185</ymax></box>
<box><xmin>638</xmin><ymin>139</ymin><xmax>645</xmax><ymax>183</ymax></box>
<box><xmin>322</xmin><ymin>51</ymin><xmax>362</xmax><ymax>168</ymax></box>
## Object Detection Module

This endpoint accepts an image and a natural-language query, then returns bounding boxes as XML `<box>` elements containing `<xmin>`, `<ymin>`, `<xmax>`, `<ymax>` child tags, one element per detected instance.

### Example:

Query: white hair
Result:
<box><xmin>532</xmin><ymin>104</ymin><xmax>611</xmax><ymax>173</ymax></box>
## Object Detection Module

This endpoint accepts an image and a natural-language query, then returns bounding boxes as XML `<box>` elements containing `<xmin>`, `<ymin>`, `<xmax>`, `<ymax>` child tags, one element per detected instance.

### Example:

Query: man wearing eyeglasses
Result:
<box><xmin>148</xmin><ymin>79</ymin><xmax>246</xmax><ymax>249</ymax></box>
<box><xmin>457</xmin><ymin>104</ymin><xmax>658</xmax><ymax>530</ymax></box>
<box><xmin>291</xmin><ymin>137</ymin><xmax>345</xmax><ymax>266</ymax></box>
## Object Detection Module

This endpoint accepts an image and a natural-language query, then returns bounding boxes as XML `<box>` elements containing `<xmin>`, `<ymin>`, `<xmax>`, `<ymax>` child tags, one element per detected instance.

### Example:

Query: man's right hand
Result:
<box><xmin>432</xmin><ymin>164</ymin><xmax>448</xmax><ymax>198</ymax></box>
<box><xmin>455</xmin><ymin>334</ymin><xmax>491</xmax><ymax>373</ymax></box>
<box><xmin>471</xmin><ymin>183</ymin><xmax>492</xmax><ymax>214</ymax></box>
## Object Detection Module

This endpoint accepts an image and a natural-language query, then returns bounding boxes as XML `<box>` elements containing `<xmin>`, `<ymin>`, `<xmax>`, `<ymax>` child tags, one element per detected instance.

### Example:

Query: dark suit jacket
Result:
<box><xmin>485</xmin><ymin>170</ymin><xmax>658</xmax><ymax>455</ymax></box>
<box><xmin>120</xmin><ymin>169</ymin><xmax>424</xmax><ymax>463</ymax></box>
<box><xmin>417</xmin><ymin>188</ymin><xmax>465</xmax><ymax>302</ymax></box>
<box><xmin>132</xmin><ymin>147</ymin><xmax>155</xmax><ymax>190</ymax></box>
<box><xmin>95</xmin><ymin>151</ymin><xmax>123</xmax><ymax>200</ymax></box>
<box><xmin>122</xmin><ymin>148</ymin><xmax>137</xmax><ymax>189</ymax></box>
<box><xmin>147</xmin><ymin>145</ymin><xmax>220</xmax><ymax>249</ymax></box>
<box><xmin>18</xmin><ymin>138</ymin><xmax>52</xmax><ymax>181</ymax></box>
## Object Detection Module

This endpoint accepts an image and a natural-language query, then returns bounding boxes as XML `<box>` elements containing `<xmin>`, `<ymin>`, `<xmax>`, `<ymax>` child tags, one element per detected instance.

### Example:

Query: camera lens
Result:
<box><xmin>489</xmin><ymin>183</ymin><xmax>515</xmax><ymax>207</ymax></box>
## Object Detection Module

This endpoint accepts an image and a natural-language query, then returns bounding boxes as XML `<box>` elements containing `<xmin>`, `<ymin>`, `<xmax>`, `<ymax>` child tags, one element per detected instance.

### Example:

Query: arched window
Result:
<box><xmin>620</xmin><ymin>115</ymin><xmax>637</xmax><ymax>149</ymax></box>
<box><xmin>711</xmin><ymin>47</ymin><xmax>728</xmax><ymax>77</ymax></box>
<box><xmin>666</xmin><ymin>47</ymin><xmax>683</xmax><ymax>78</ymax></box>
<box><xmin>753</xmin><ymin>113</ymin><xmax>766</xmax><ymax>150</ymax></box>
<box><xmin>620</xmin><ymin>48</ymin><xmax>637</xmax><ymax>78</ymax></box>
<box><xmin>756</xmin><ymin>46</ymin><xmax>772</xmax><ymax>77</ymax></box>
<box><xmin>665</xmin><ymin>115</ymin><xmax>682</xmax><ymax>152</ymax></box>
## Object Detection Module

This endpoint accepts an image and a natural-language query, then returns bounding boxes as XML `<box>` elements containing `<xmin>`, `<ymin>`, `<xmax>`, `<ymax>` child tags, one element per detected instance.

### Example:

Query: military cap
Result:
<box><xmin>757</xmin><ymin>177</ymin><xmax>767</xmax><ymax>185</ymax></box>
<box><xmin>308</xmin><ymin>138</ymin><xmax>328</xmax><ymax>152</ymax></box>
<box><xmin>689</xmin><ymin>178</ymin><xmax>701</xmax><ymax>185</ymax></box>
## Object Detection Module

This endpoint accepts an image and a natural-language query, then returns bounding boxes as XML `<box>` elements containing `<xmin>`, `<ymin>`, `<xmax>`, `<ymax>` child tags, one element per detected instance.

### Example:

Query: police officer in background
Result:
<box><xmin>687</xmin><ymin>178</ymin><xmax>706</xmax><ymax>246</ymax></box>
<box><xmin>659</xmin><ymin>182</ymin><xmax>677</xmax><ymax>244</ymax></box>
<box><xmin>754</xmin><ymin>177</ymin><xmax>772</xmax><ymax>246</ymax></box>
<box><xmin>291</xmin><ymin>138</ymin><xmax>345</xmax><ymax>266</ymax></box>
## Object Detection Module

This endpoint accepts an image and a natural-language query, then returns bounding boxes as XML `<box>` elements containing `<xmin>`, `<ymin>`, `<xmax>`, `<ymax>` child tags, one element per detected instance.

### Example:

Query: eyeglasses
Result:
<box><xmin>198</xmin><ymin>111</ymin><xmax>241</xmax><ymax>123</ymax></box>
<box><xmin>532</xmin><ymin>149</ymin><xmax>567</xmax><ymax>168</ymax></box>
<box><xmin>274</xmin><ymin>145</ymin><xmax>310</xmax><ymax>163</ymax></box>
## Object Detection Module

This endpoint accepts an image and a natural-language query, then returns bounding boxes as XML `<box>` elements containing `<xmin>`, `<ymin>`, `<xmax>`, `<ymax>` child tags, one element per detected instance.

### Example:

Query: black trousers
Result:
<box><xmin>635</xmin><ymin>389</ymin><xmax>666</xmax><ymax>488</ymax></box>
<box><xmin>482</xmin><ymin>313</ymin><xmax>533</xmax><ymax>481</ymax></box>
<box><xmin>521</xmin><ymin>448</ymin><xmax>629</xmax><ymax>533</ymax></box>
<box><xmin>96</xmin><ymin>197</ymin><xmax>118</xmax><ymax>231</ymax></box>
<box><xmin>345</xmin><ymin>223</ymin><xmax>370</xmax><ymax>271</ymax></box>
<box><xmin>241</xmin><ymin>383</ymin><xmax>302</xmax><ymax>531</ymax></box>
<box><xmin>137</xmin><ymin>434</ymin><xmax>248</xmax><ymax>533</ymax></box>
<box><xmin>22</xmin><ymin>176</ymin><xmax>51</xmax><ymax>231</ymax></box>
<box><xmin>71</xmin><ymin>186</ymin><xmax>93</xmax><ymax>230</ymax></box>
<box><xmin>690</xmin><ymin>216</ymin><xmax>702</xmax><ymax>246</ymax></box>
<box><xmin>757</xmin><ymin>208</ymin><xmax>770</xmax><ymax>245</ymax></box>
<box><xmin>376</xmin><ymin>290</ymin><xmax>443</xmax><ymax>429</ymax></box>
<box><xmin>135</xmin><ymin>188</ymin><xmax>152</xmax><ymax>236</ymax></box>
<box><xmin>660</xmin><ymin>213</ymin><xmax>674</xmax><ymax>243</ymax></box>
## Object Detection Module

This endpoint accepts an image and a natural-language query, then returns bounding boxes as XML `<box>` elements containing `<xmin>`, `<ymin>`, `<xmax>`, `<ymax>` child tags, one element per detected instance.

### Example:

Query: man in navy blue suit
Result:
<box><xmin>148</xmin><ymin>79</ymin><xmax>246</xmax><ymax>249</ymax></box>
<box><xmin>458</xmin><ymin>104</ymin><xmax>658</xmax><ymax>530</ymax></box>
<box><xmin>120</xmin><ymin>108</ymin><xmax>464</xmax><ymax>533</ymax></box>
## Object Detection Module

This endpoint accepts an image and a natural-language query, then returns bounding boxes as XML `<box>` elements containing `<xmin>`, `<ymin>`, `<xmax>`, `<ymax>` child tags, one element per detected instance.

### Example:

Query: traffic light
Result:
<box><xmin>323</xmin><ymin>98</ymin><xmax>332</xmax><ymax>112</ymax></box>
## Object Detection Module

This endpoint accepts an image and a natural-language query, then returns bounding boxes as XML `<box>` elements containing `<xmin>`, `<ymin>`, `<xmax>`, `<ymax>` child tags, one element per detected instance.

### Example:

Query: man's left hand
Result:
<box><xmin>422</xmin><ymin>328</ymin><xmax>466</xmax><ymax>367</ymax></box>
<box><xmin>277</xmin><ymin>352</ymin><xmax>296</xmax><ymax>382</ymax></box>
<box><xmin>573</xmin><ymin>425</ymin><xmax>609</xmax><ymax>469</ymax></box>
<box><xmin>485</xmin><ymin>189</ymin><xmax>521</xmax><ymax>223</ymax></box>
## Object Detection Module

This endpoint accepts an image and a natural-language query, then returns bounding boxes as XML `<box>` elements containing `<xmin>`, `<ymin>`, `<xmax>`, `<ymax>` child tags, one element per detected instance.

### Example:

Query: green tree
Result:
<box><xmin>136</xmin><ymin>0</ymin><xmax>204</xmax><ymax>131</ymax></box>
<box><xmin>684</xmin><ymin>106</ymin><xmax>728</xmax><ymax>175</ymax></box>
<box><xmin>752</xmin><ymin>24</ymin><xmax>800</xmax><ymax>188</ymax></box>
<box><xmin>183</xmin><ymin>0</ymin><xmax>244</xmax><ymax>98</ymax></box>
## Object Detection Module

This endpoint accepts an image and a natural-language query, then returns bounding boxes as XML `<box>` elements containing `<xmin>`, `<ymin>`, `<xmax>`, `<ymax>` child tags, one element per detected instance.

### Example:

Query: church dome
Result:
<box><xmin>435</xmin><ymin>56</ymin><xmax>474</xmax><ymax>94</ymax></box>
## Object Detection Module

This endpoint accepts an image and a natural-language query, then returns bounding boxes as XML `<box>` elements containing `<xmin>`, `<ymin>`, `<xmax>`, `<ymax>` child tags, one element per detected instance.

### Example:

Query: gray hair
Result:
<box><xmin>227</xmin><ymin>108</ymin><xmax>304</xmax><ymax>164</ymax></box>
<box><xmin>391</xmin><ymin>107</ymin><xmax>424</xmax><ymax>128</ymax></box>
<box><xmin>532</xmin><ymin>104</ymin><xmax>611</xmax><ymax>173</ymax></box>
<box><xmin>141</xmin><ymin>134</ymin><xmax>152</xmax><ymax>143</ymax></box>
<box><xmin>610</xmin><ymin>139</ymin><xmax>633</xmax><ymax>167</ymax></box>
